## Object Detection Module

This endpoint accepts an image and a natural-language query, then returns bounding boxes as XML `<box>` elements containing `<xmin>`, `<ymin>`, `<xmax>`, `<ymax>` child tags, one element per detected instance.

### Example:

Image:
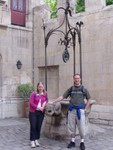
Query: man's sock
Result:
<box><xmin>81</xmin><ymin>139</ymin><xmax>84</xmax><ymax>143</ymax></box>
<box><xmin>71</xmin><ymin>137</ymin><xmax>75</xmax><ymax>143</ymax></box>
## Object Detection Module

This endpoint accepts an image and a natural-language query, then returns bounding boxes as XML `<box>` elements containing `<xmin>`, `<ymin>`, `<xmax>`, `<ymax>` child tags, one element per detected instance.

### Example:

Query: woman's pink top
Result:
<box><xmin>29</xmin><ymin>91</ymin><xmax>48</xmax><ymax>112</ymax></box>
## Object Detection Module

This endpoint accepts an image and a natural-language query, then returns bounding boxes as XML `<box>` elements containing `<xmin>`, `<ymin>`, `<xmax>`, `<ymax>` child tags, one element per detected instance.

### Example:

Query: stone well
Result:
<box><xmin>44</xmin><ymin>100</ymin><xmax>95</xmax><ymax>140</ymax></box>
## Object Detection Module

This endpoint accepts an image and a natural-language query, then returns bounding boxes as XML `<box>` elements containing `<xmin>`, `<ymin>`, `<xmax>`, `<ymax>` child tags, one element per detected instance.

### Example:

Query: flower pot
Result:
<box><xmin>24</xmin><ymin>101</ymin><xmax>29</xmax><ymax>118</ymax></box>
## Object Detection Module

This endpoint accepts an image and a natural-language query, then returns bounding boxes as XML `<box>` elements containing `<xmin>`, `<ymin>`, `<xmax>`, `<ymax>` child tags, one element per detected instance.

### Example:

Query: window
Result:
<box><xmin>11</xmin><ymin>0</ymin><xmax>26</xmax><ymax>26</ymax></box>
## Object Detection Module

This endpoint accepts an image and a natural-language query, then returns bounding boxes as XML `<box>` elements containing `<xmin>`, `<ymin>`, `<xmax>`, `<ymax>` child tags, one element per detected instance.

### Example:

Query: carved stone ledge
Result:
<box><xmin>45</xmin><ymin>102</ymin><xmax>61</xmax><ymax>116</ymax></box>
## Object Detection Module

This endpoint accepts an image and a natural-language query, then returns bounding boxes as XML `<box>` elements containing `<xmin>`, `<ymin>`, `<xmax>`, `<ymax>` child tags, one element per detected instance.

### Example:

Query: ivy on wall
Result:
<box><xmin>76</xmin><ymin>0</ymin><xmax>85</xmax><ymax>13</ymax></box>
<box><xmin>44</xmin><ymin>0</ymin><xmax>57</xmax><ymax>19</ymax></box>
<box><xmin>106</xmin><ymin>0</ymin><xmax>113</xmax><ymax>5</ymax></box>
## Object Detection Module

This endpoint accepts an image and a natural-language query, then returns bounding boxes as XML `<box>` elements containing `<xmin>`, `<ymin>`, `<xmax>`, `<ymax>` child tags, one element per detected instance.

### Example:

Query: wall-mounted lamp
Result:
<box><xmin>16</xmin><ymin>60</ymin><xmax>22</xmax><ymax>69</ymax></box>
<box><xmin>0</xmin><ymin>0</ymin><xmax>6</xmax><ymax>6</ymax></box>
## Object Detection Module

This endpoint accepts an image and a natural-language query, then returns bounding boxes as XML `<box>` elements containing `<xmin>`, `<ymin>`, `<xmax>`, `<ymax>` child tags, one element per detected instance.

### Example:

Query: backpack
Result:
<box><xmin>66</xmin><ymin>85</ymin><xmax>86</xmax><ymax>124</ymax></box>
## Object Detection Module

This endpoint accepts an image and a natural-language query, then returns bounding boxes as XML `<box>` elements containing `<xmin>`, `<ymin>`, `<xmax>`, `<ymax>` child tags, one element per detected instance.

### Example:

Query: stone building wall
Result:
<box><xmin>0</xmin><ymin>0</ymin><xmax>113</xmax><ymax>126</ymax></box>
<box><xmin>0</xmin><ymin>0</ymin><xmax>37</xmax><ymax>118</ymax></box>
<box><xmin>34</xmin><ymin>0</ymin><xmax>113</xmax><ymax>125</ymax></box>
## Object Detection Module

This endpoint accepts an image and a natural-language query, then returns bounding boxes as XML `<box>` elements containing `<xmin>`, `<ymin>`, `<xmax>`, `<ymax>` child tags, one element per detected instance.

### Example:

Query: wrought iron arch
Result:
<box><xmin>43</xmin><ymin>0</ymin><xmax>83</xmax><ymax>90</ymax></box>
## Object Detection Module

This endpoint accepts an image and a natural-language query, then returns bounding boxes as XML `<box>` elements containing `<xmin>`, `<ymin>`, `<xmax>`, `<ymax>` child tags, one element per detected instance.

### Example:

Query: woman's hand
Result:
<box><xmin>39</xmin><ymin>102</ymin><xmax>47</xmax><ymax>112</ymax></box>
<box><xmin>37</xmin><ymin>106</ymin><xmax>44</xmax><ymax>112</ymax></box>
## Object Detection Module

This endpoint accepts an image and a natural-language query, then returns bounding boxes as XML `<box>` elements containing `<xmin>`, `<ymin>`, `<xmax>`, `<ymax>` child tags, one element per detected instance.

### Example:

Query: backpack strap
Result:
<box><xmin>71</xmin><ymin>85</ymin><xmax>86</xmax><ymax>96</ymax></box>
<box><xmin>34</xmin><ymin>92</ymin><xmax>36</xmax><ymax>98</ymax></box>
<box><xmin>80</xmin><ymin>85</ymin><xmax>86</xmax><ymax>97</ymax></box>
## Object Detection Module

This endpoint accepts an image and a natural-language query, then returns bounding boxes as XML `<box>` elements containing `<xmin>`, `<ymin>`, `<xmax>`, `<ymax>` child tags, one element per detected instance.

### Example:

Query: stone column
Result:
<box><xmin>85</xmin><ymin>0</ymin><xmax>106</xmax><ymax>12</ymax></box>
<box><xmin>57</xmin><ymin>0</ymin><xmax>66</xmax><ymax>8</ymax></box>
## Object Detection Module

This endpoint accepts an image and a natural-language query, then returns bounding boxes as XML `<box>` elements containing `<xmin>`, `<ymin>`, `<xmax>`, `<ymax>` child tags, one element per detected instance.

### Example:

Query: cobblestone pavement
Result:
<box><xmin>0</xmin><ymin>118</ymin><xmax>113</xmax><ymax>150</ymax></box>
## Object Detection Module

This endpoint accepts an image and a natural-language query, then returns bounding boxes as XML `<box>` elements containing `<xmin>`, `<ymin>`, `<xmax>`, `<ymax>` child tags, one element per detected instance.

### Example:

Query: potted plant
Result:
<box><xmin>17</xmin><ymin>83</ymin><xmax>34</xmax><ymax>117</ymax></box>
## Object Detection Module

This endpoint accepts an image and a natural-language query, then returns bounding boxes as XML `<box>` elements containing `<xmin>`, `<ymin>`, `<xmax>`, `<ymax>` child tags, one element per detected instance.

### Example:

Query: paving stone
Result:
<box><xmin>0</xmin><ymin>118</ymin><xmax>112</xmax><ymax>150</ymax></box>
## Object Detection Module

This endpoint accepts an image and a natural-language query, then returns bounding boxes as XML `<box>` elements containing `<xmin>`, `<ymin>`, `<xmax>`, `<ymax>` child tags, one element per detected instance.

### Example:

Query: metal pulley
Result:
<box><xmin>62</xmin><ymin>49</ymin><xmax>70</xmax><ymax>63</ymax></box>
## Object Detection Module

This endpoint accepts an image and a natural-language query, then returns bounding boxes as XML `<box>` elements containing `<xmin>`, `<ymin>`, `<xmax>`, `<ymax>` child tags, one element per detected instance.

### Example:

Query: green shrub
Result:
<box><xmin>17</xmin><ymin>83</ymin><xmax>34</xmax><ymax>100</ymax></box>
<box><xmin>106</xmin><ymin>0</ymin><xmax>113</xmax><ymax>5</ymax></box>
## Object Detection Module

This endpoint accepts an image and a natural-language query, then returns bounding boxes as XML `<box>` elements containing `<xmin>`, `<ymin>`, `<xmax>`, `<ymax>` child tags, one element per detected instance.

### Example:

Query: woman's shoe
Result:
<box><xmin>35</xmin><ymin>140</ymin><xmax>40</xmax><ymax>147</ymax></box>
<box><xmin>31</xmin><ymin>141</ymin><xmax>36</xmax><ymax>148</ymax></box>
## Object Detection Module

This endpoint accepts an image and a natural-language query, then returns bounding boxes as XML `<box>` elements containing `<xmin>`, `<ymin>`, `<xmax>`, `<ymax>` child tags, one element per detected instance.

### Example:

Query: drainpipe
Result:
<box><xmin>32</xmin><ymin>7</ymin><xmax>35</xmax><ymax>86</ymax></box>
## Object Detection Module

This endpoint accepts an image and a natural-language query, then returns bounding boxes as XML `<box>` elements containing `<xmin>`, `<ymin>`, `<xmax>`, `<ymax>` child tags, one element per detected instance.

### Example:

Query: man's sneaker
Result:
<box><xmin>67</xmin><ymin>141</ymin><xmax>75</xmax><ymax>148</ymax></box>
<box><xmin>31</xmin><ymin>141</ymin><xmax>36</xmax><ymax>148</ymax></box>
<box><xmin>35</xmin><ymin>140</ymin><xmax>40</xmax><ymax>147</ymax></box>
<box><xmin>80</xmin><ymin>142</ymin><xmax>85</xmax><ymax>150</ymax></box>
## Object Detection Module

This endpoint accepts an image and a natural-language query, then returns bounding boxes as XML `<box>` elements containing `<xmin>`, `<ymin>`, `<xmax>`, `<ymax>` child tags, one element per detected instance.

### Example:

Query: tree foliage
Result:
<box><xmin>106</xmin><ymin>0</ymin><xmax>113</xmax><ymax>5</ymax></box>
<box><xmin>76</xmin><ymin>0</ymin><xmax>85</xmax><ymax>13</ymax></box>
<box><xmin>44</xmin><ymin>0</ymin><xmax>57</xmax><ymax>19</ymax></box>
